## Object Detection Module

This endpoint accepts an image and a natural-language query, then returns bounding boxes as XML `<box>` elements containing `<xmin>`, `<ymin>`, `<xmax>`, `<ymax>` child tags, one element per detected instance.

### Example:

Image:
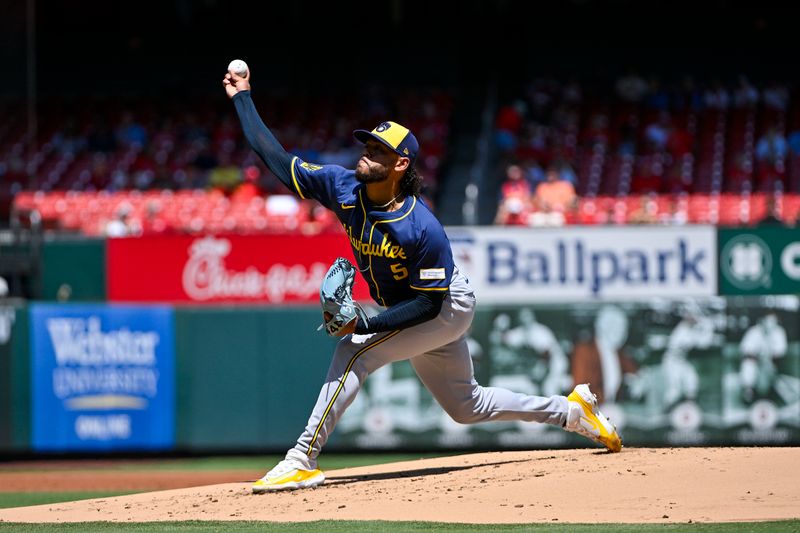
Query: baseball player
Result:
<box><xmin>223</xmin><ymin>69</ymin><xmax>621</xmax><ymax>493</ymax></box>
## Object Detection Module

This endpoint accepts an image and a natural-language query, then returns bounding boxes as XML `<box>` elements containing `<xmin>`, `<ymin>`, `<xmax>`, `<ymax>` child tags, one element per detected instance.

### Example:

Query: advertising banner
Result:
<box><xmin>30</xmin><ymin>304</ymin><xmax>175</xmax><ymax>451</ymax></box>
<box><xmin>334</xmin><ymin>297</ymin><xmax>800</xmax><ymax>450</ymax></box>
<box><xmin>107</xmin><ymin>234</ymin><xmax>369</xmax><ymax>304</ymax></box>
<box><xmin>446</xmin><ymin>226</ymin><xmax>717</xmax><ymax>303</ymax></box>
<box><xmin>719</xmin><ymin>227</ymin><xmax>800</xmax><ymax>295</ymax></box>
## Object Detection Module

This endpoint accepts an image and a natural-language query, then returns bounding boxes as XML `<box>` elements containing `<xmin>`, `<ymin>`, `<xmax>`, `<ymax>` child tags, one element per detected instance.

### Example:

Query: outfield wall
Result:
<box><xmin>1</xmin><ymin>297</ymin><xmax>798</xmax><ymax>453</ymax></box>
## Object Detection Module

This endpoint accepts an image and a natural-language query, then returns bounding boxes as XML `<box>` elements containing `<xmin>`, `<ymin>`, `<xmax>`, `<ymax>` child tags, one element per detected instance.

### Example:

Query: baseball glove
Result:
<box><xmin>317</xmin><ymin>257</ymin><xmax>369</xmax><ymax>336</ymax></box>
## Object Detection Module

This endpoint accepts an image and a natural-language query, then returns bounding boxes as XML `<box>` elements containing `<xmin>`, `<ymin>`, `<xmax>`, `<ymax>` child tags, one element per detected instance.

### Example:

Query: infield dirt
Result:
<box><xmin>0</xmin><ymin>447</ymin><xmax>797</xmax><ymax>524</ymax></box>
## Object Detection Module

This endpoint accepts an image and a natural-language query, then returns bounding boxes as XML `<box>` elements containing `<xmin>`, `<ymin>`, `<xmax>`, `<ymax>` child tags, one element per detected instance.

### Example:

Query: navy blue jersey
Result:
<box><xmin>288</xmin><ymin>156</ymin><xmax>454</xmax><ymax>307</ymax></box>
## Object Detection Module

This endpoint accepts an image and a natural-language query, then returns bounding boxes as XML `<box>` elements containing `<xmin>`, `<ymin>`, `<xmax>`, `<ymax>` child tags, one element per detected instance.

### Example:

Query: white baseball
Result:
<box><xmin>227</xmin><ymin>59</ymin><xmax>248</xmax><ymax>77</ymax></box>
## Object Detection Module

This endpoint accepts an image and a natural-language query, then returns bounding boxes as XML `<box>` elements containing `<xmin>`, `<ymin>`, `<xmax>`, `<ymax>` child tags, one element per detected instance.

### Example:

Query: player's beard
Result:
<box><xmin>355</xmin><ymin>165</ymin><xmax>390</xmax><ymax>184</ymax></box>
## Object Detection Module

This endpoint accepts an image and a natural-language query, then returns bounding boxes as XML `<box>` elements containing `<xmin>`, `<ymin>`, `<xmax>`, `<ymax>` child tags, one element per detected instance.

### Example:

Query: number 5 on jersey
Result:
<box><xmin>390</xmin><ymin>263</ymin><xmax>409</xmax><ymax>280</ymax></box>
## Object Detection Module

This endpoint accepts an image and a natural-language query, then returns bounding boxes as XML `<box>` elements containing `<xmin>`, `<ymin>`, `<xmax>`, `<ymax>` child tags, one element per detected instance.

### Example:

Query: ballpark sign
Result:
<box><xmin>107</xmin><ymin>234</ymin><xmax>369</xmax><ymax>304</ymax></box>
<box><xmin>446</xmin><ymin>226</ymin><xmax>717</xmax><ymax>302</ymax></box>
<box><xmin>719</xmin><ymin>227</ymin><xmax>800</xmax><ymax>295</ymax></box>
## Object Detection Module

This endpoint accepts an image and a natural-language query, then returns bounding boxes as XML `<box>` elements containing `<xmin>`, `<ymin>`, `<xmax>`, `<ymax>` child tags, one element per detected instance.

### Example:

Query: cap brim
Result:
<box><xmin>353</xmin><ymin>130</ymin><xmax>405</xmax><ymax>157</ymax></box>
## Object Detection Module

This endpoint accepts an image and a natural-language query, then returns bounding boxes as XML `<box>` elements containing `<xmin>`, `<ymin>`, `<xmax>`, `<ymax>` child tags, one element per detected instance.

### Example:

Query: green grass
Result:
<box><xmin>0</xmin><ymin>492</ymin><xmax>138</xmax><ymax>510</ymax></box>
<box><xmin>0</xmin><ymin>520</ymin><xmax>797</xmax><ymax>532</ymax></box>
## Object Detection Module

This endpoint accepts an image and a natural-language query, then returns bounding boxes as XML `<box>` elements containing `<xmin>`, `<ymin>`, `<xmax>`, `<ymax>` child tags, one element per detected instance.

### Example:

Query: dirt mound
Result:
<box><xmin>0</xmin><ymin>471</ymin><xmax>253</xmax><ymax>492</ymax></box>
<box><xmin>0</xmin><ymin>448</ymin><xmax>797</xmax><ymax>524</ymax></box>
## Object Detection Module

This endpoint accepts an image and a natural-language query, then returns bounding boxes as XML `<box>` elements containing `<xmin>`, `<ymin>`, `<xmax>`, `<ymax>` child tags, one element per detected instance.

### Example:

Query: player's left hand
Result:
<box><xmin>222</xmin><ymin>70</ymin><xmax>251</xmax><ymax>99</ymax></box>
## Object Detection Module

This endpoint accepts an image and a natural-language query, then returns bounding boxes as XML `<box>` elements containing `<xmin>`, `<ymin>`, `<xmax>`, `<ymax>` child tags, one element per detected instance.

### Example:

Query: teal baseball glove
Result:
<box><xmin>318</xmin><ymin>257</ymin><xmax>369</xmax><ymax>336</ymax></box>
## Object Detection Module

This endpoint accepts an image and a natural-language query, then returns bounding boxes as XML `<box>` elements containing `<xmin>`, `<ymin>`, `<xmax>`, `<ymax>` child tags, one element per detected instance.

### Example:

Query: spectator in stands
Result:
<box><xmin>615</xmin><ymin>70</ymin><xmax>648</xmax><ymax>103</ymax></box>
<box><xmin>523</xmin><ymin>160</ymin><xmax>546</xmax><ymax>189</ymax></box>
<box><xmin>104</xmin><ymin>203</ymin><xmax>139</xmax><ymax>237</ymax></box>
<box><xmin>534</xmin><ymin>167</ymin><xmax>576</xmax><ymax>213</ymax></box>
<box><xmin>758</xmin><ymin>198</ymin><xmax>784</xmax><ymax>225</ymax></box>
<box><xmin>494</xmin><ymin>100</ymin><xmax>526</xmax><ymax>152</ymax></box>
<box><xmin>231</xmin><ymin>165</ymin><xmax>264</xmax><ymax>202</ymax></box>
<box><xmin>704</xmin><ymin>81</ymin><xmax>730</xmax><ymax>110</ymax></box>
<box><xmin>762</xmin><ymin>81</ymin><xmax>789</xmax><ymax>111</ymax></box>
<box><xmin>673</xmin><ymin>76</ymin><xmax>704</xmax><ymax>112</ymax></box>
<box><xmin>554</xmin><ymin>159</ymin><xmax>578</xmax><ymax>186</ymax></box>
<box><xmin>756</xmin><ymin>127</ymin><xmax>789</xmax><ymax>165</ymax></box>
<box><xmin>733</xmin><ymin>75</ymin><xmax>759</xmax><ymax>109</ymax></box>
<box><xmin>755</xmin><ymin>128</ymin><xmax>788</xmax><ymax>191</ymax></box>
<box><xmin>644</xmin><ymin>112</ymin><xmax>671</xmax><ymax>153</ymax></box>
<box><xmin>787</xmin><ymin>129</ymin><xmax>800</xmax><ymax>155</ymax></box>
<box><xmin>501</xmin><ymin>164</ymin><xmax>531</xmax><ymax>199</ymax></box>
<box><xmin>628</xmin><ymin>195</ymin><xmax>658</xmax><ymax>224</ymax></box>
<box><xmin>602</xmin><ymin>202</ymin><xmax>627</xmax><ymax>225</ymax></box>
<box><xmin>141</xmin><ymin>200</ymin><xmax>169</xmax><ymax>235</ymax></box>
<box><xmin>495</xmin><ymin>164</ymin><xmax>533</xmax><ymax>226</ymax></box>
<box><xmin>658</xmin><ymin>197</ymin><xmax>688</xmax><ymax>226</ymax></box>
<box><xmin>494</xmin><ymin>197</ymin><xmax>529</xmax><ymax>226</ymax></box>
<box><xmin>116</xmin><ymin>112</ymin><xmax>148</xmax><ymax>148</ymax></box>
<box><xmin>208</xmin><ymin>152</ymin><xmax>243</xmax><ymax>195</ymax></box>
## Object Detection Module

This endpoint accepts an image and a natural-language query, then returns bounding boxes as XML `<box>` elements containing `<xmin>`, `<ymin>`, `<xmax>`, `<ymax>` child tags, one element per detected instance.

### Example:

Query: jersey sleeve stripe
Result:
<box><xmin>410</xmin><ymin>285</ymin><xmax>449</xmax><ymax>291</ymax></box>
<box><xmin>290</xmin><ymin>156</ymin><xmax>306</xmax><ymax>199</ymax></box>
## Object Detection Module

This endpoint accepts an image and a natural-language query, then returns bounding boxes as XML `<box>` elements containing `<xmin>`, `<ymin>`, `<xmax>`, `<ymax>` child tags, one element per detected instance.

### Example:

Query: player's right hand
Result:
<box><xmin>223</xmin><ymin>70</ymin><xmax>251</xmax><ymax>99</ymax></box>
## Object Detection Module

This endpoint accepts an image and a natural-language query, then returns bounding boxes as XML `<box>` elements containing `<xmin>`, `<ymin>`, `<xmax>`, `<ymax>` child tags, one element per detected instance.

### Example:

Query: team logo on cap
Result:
<box><xmin>376</xmin><ymin>122</ymin><xmax>391</xmax><ymax>132</ymax></box>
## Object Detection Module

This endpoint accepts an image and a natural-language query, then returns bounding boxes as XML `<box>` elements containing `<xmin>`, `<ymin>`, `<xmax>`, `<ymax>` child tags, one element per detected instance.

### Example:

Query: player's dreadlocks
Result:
<box><xmin>400</xmin><ymin>166</ymin><xmax>422</xmax><ymax>197</ymax></box>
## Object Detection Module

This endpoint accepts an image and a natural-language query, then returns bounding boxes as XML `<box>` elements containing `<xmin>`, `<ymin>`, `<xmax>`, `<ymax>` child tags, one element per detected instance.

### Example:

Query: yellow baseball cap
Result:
<box><xmin>353</xmin><ymin>121</ymin><xmax>419</xmax><ymax>162</ymax></box>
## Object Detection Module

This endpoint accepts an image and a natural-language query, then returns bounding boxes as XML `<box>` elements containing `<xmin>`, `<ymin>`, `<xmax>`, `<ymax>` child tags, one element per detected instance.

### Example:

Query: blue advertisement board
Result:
<box><xmin>30</xmin><ymin>304</ymin><xmax>175</xmax><ymax>451</ymax></box>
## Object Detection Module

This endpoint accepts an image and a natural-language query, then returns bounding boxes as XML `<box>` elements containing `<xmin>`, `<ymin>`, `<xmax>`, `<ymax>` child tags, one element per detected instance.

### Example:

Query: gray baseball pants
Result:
<box><xmin>290</xmin><ymin>269</ymin><xmax>569</xmax><ymax>466</ymax></box>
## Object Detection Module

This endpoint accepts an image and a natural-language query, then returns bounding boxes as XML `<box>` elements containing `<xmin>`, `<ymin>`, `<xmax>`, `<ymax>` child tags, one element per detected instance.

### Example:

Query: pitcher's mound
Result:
<box><xmin>0</xmin><ymin>447</ymin><xmax>797</xmax><ymax>524</ymax></box>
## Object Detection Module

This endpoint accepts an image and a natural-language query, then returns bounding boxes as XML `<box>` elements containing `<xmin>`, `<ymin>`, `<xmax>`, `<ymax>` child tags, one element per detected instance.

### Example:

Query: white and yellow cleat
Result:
<box><xmin>565</xmin><ymin>383</ymin><xmax>622</xmax><ymax>453</ymax></box>
<box><xmin>252</xmin><ymin>458</ymin><xmax>325</xmax><ymax>493</ymax></box>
